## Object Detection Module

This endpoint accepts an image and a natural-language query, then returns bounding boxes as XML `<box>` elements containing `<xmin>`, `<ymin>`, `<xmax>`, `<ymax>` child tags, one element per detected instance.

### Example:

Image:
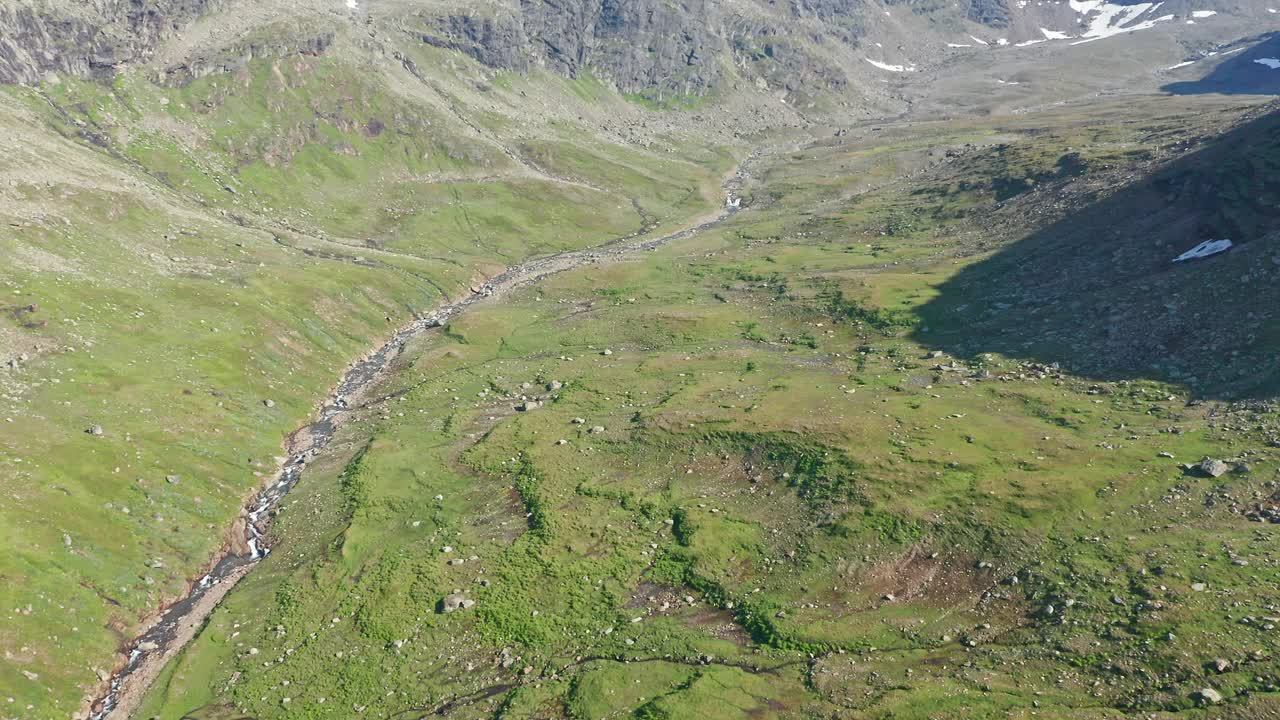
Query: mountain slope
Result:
<box><xmin>0</xmin><ymin>0</ymin><xmax>1277</xmax><ymax>718</ymax></box>
<box><xmin>0</xmin><ymin>29</ymin><xmax>744</xmax><ymax>718</ymax></box>
<box><xmin>135</xmin><ymin>94</ymin><xmax>1280</xmax><ymax>720</ymax></box>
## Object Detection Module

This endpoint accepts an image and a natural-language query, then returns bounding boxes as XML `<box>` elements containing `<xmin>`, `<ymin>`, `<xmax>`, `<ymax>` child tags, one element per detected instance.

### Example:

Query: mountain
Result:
<box><xmin>0</xmin><ymin>0</ymin><xmax>1277</xmax><ymax>718</ymax></box>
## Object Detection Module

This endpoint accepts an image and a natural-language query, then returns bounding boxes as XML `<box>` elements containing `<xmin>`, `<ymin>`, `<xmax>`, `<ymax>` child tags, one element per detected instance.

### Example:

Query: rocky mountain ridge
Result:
<box><xmin>0</xmin><ymin>0</ymin><xmax>223</xmax><ymax>84</ymax></box>
<box><xmin>3</xmin><ymin>0</ymin><xmax>1270</xmax><ymax>102</ymax></box>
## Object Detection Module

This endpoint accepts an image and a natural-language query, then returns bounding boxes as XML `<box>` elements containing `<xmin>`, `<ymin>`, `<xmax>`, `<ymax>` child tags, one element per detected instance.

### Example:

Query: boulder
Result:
<box><xmin>1199</xmin><ymin>458</ymin><xmax>1230</xmax><ymax>478</ymax></box>
<box><xmin>440</xmin><ymin>594</ymin><xmax>475</xmax><ymax>613</ymax></box>
<box><xmin>1195</xmin><ymin>688</ymin><xmax>1223</xmax><ymax>704</ymax></box>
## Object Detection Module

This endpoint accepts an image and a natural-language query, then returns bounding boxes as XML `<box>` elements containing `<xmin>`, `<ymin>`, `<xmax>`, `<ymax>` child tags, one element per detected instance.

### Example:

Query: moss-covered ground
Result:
<box><xmin>134</xmin><ymin>94</ymin><xmax>1280</xmax><ymax>719</ymax></box>
<box><xmin>0</xmin><ymin>48</ymin><xmax>734</xmax><ymax>716</ymax></box>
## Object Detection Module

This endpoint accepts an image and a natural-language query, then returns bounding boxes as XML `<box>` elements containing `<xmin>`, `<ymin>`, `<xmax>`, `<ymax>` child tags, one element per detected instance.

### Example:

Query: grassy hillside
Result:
<box><xmin>0</xmin><ymin>43</ymin><xmax>736</xmax><ymax>716</ymax></box>
<box><xmin>136</xmin><ymin>94</ymin><xmax>1280</xmax><ymax>719</ymax></box>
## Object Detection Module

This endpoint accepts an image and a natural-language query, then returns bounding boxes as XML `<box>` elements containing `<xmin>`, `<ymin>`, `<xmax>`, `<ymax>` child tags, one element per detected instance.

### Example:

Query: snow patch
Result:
<box><xmin>1041</xmin><ymin>28</ymin><xmax>1073</xmax><ymax>39</ymax></box>
<box><xmin>1173</xmin><ymin>239</ymin><xmax>1232</xmax><ymax>263</ymax></box>
<box><xmin>997</xmin><ymin>38</ymin><xmax>1010</xmax><ymax>45</ymax></box>
<box><xmin>1256</xmin><ymin>57</ymin><xmax>1280</xmax><ymax>69</ymax></box>
<box><xmin>865</xmin><ymin>58</ymin><xmax>917</xmax><ymax>72</ymax></box>
<box><xmin>1068</xmin><ymin>0</ymin><xmax>1174</xmax><ymax>44</ymax></box>
<box><xmin>947</xmin><ymin>43</ymin><xmax>974</xmax><ymax>47</ymax></box>
<box><xmin>1191</xmin><ymin>9</ymin><xmax>1216</xmax><ymax>16</ymax></box>
<box><xmin>1165</xmin><ymin>60</ymin><xmax>1196</xmax><ymax>69</ymax></box>
<box><xmin>346</xmin><ymin>0</ymin><xmax>357</xmax><ymax>8</ymax></box>
<box><xmin>969</xmin><ymin>35</ymin><xmax>991</xmax><ymax>45</ymax></box>
<box><xmin>1017</xmin><ymin>38</ymin><xmax>1047</xmax><ymax>46</ymax></box>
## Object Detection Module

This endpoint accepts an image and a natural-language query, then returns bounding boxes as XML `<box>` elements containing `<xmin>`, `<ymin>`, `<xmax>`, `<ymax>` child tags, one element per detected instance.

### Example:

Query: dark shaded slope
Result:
<box><xmin>916</xmin><ymin>101</ymin><xmax>1280</xmax><ymax>399</ymax></box>
<box><xmin>1163</xmin><ymin>32</ymin><xmax>1280</xmax><ymax>96</ymax></box>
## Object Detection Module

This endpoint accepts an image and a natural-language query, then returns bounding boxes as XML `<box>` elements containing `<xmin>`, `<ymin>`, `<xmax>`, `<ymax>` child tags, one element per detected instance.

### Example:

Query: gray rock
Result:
<box><xmin>1199</xmin><ymin>458</ymin><xmax>1230</xmax><ymax>478</ymax></box>
<box><xmin>1195</xmin><ymin>687</ymin><xmax>1223</xmax><ymax>704</ymax></box>
<box><xmin>440</xmin><ymin>594</ymin><xmax>475</xmax><ymax>613</ymax></box>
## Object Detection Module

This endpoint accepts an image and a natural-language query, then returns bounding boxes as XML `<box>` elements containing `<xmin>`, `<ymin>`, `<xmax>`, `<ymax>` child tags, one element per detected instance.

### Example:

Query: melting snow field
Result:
<box><xmin>1256</xmin><ymin>58</ymin><xmax>1280</xmax><ymax>69</ymax></box>
<box><xmin>954</xmin><ymin>1</ymin><xmax>1228</xmax><ymax>55</ymax></box>
<box><xmin>1068</xmin><ymin>0</ymin><xmax>1175</xmax><ymax>45</ymax></box>
<box><xmin>1173</xmin><ymin>239</ymin><xmax>1233</xmax><ymax>263</ymax></box>
<box><xmin>866</xmin><ymin>58</ymin><xmax>916</xmax><ymax>72</ymax></box>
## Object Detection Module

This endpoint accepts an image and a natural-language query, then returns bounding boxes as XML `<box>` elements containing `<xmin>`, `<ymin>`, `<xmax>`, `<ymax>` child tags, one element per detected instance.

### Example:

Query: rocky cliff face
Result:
<box><xmin>412</xmin><ymin>0</ymin><xmax>726</xmax><ymax>96</ymax></box>
<box><xmin>0</xmin><ymin>0</ymin><xmax>218</xmax><ymax>84</ymax></box>
<box><xmin>0</xmin><ymin>0</ymin><xmax>1266</xmax><ymax>97</ymax></box>
<box><xmin>410</xmin><ymin>0</ymin><xmax>867</xmax><ymax>97</ymax></box>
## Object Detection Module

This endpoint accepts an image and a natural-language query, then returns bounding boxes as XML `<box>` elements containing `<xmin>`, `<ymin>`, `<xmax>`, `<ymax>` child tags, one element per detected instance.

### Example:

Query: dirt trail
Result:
<box><xmin>88</xmin><ymin>147</ymin><xmax>768</xmax><ymax>720</ymax></box>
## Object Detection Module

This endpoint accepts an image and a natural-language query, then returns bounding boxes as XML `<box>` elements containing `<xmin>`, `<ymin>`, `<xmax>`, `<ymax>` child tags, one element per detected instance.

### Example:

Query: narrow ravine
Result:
<box><xmin>91</xmin><ymin>150</ymin><xmax>766</xmax><ymax>720</ymax></box>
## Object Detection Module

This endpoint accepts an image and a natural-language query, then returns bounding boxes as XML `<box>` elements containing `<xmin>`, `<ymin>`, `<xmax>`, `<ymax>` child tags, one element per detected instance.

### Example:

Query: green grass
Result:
<box><xmin>134</xmin><ymin>93</ymin><xmax>1280</xmax><ymax>719</ymax></box>
<box><xmin>0</xmin><ymin>44</ymin><xmax>737</xmax><ymax>716</ymax></box>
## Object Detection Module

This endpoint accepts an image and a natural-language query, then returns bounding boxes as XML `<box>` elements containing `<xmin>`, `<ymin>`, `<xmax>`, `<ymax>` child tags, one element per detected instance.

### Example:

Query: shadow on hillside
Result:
<box><xmin>1162</xmin><ymin>33</ymin><xmax>1280</xmax><ymax>96</ymax></box>
<box><xmin>913</xmin><ymin>104</ymin><xmax>1280</xmax><ymax>400</ymax></box>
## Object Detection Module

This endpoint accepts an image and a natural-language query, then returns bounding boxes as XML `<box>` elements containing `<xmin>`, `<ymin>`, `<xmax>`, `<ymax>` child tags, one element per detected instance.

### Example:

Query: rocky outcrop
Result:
<box><xmin>412</xmin><ymin>0</ymin><xmax>726</xmax><ymax>96</ymax></box>
<box><xmin>0</xmin><ymin>0</ymin><xmax>220</xmax><ymax>84</ymax></box>
<box><xmin>413</xmin><ymin>13</ymin><xmax>528</xmax><ymax>72</ymax></box>
<box><xmin>155</xmin><ymin>31</ymin><xmax>334</xmax><ymax>85</ymax></box>
<box><xmin>409</xmin><ymin>0</ymin><xmax>868</xmax><ymax>97</ymax></box>
<box><xmin>962</xmin><ymin>0</ymin><xmax>1011</xmax><ymax>28</ymax></box>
